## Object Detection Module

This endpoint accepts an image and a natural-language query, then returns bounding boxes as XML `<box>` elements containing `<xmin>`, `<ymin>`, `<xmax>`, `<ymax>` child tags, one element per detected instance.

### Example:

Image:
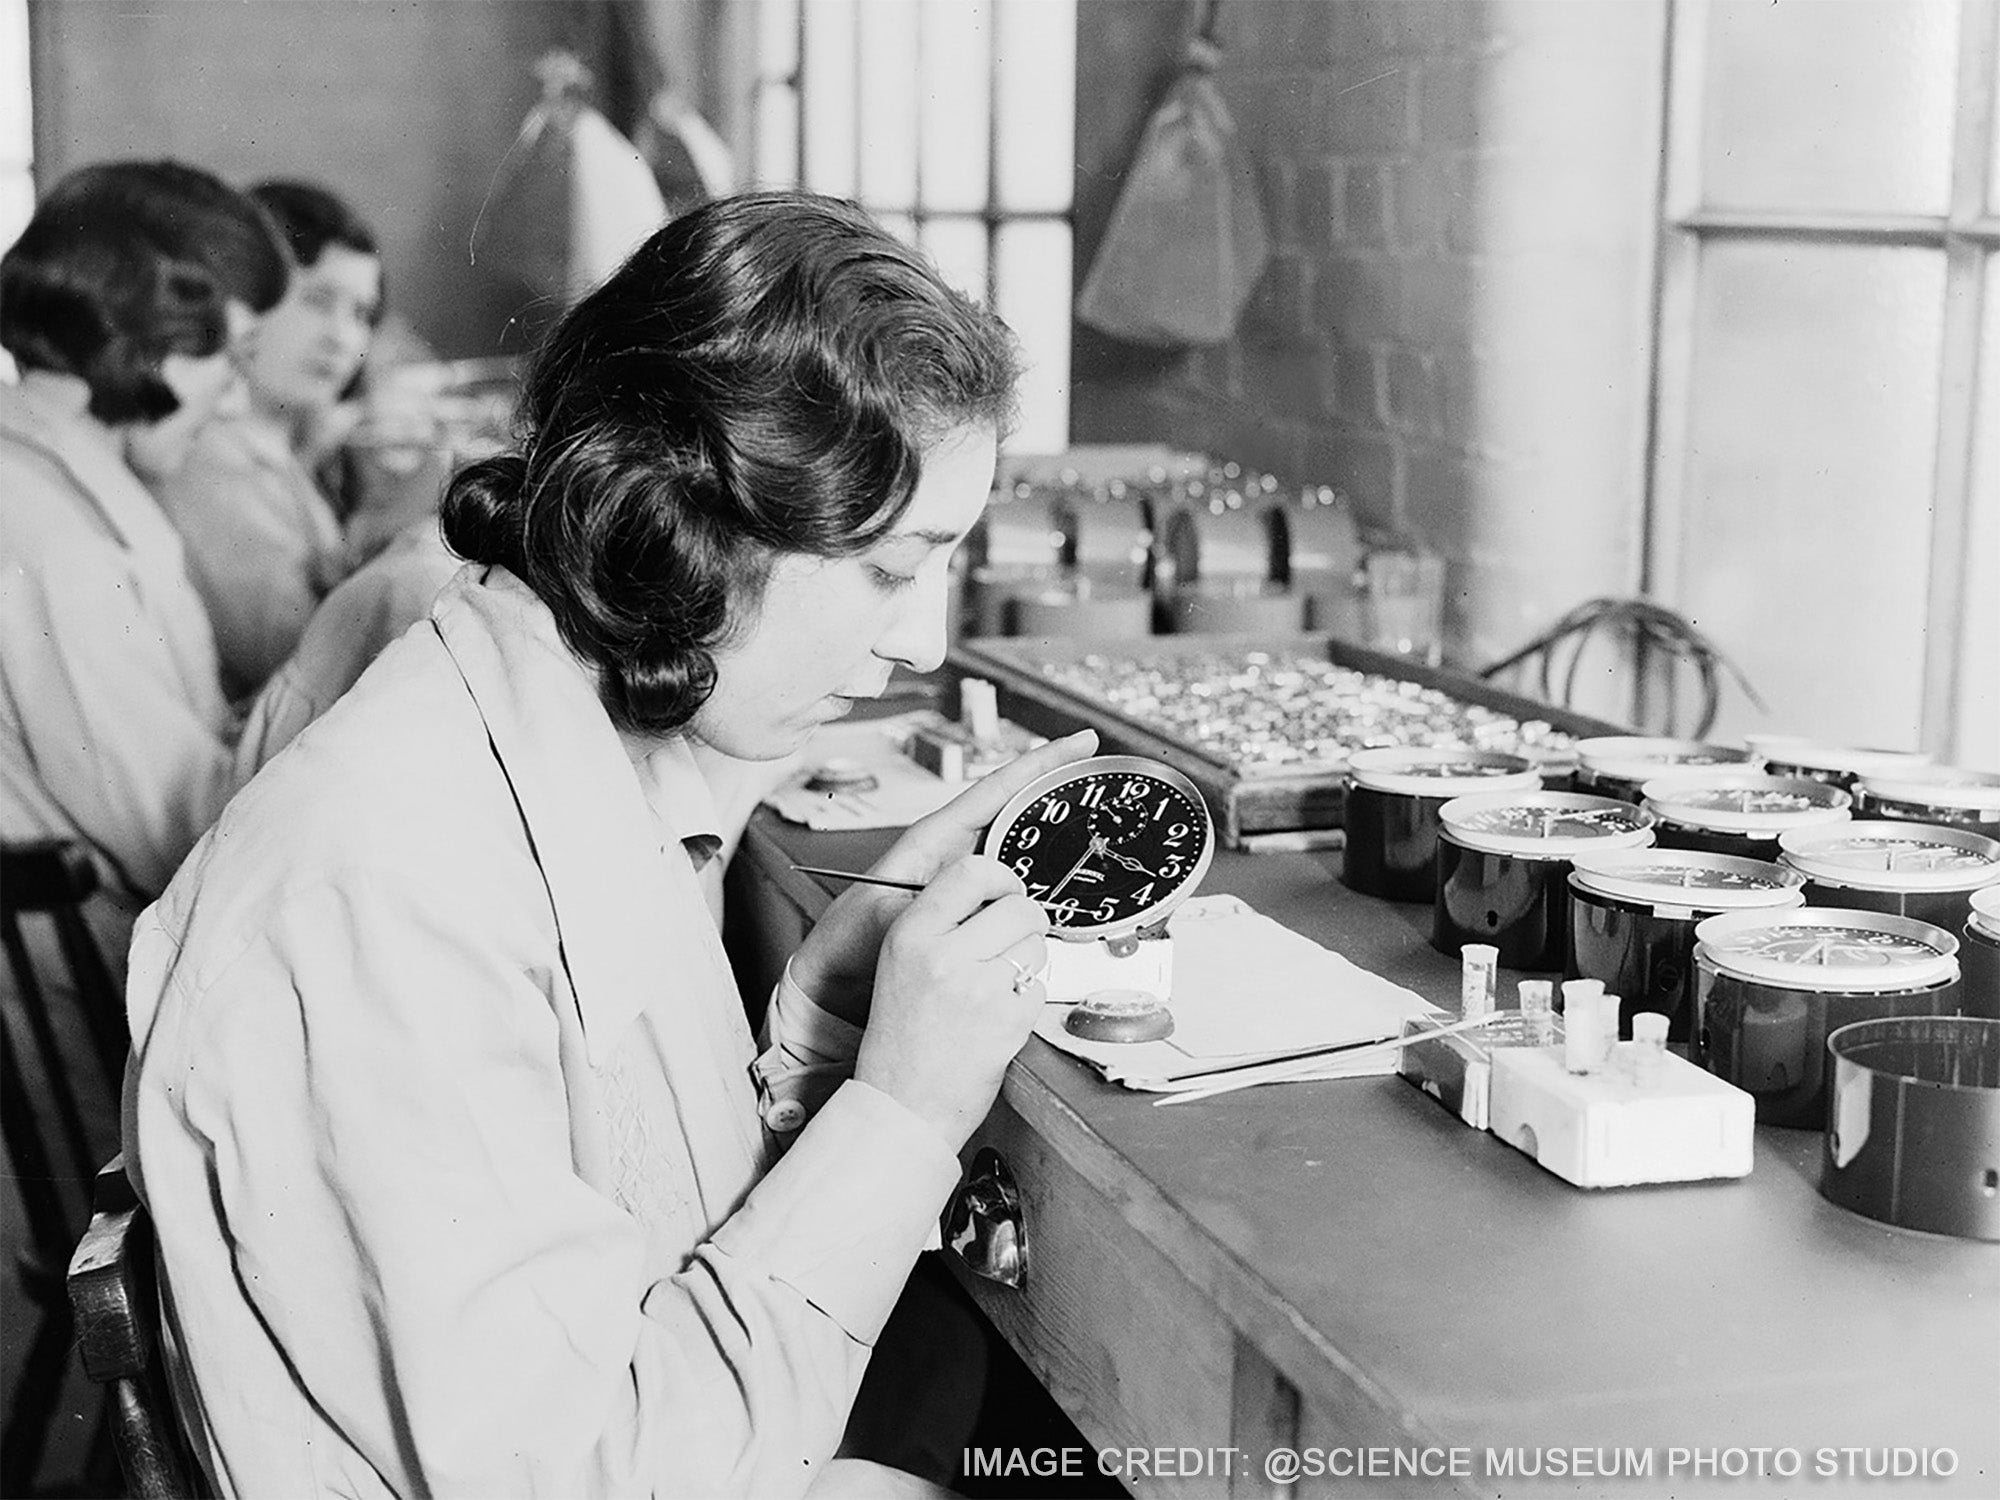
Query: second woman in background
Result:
<box><xmin>158</xmin><ymin>179</ymin><xmax>384</xmax><ymax>700</ymax></box>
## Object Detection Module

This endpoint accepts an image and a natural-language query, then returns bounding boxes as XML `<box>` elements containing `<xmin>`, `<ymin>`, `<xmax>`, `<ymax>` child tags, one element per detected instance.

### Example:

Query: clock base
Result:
<box><xmin>1043</xmin><ymin>931</ymin><xmax>1173</xmax><ymax>1007</ymax></box>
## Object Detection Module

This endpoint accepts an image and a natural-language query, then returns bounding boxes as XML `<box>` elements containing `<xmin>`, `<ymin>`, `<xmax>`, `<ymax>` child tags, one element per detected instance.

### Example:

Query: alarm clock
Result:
<box><xmin>982</xmin><ymin>754</ymin><xmax>1216</xmax><ymax>1038</ymax></box>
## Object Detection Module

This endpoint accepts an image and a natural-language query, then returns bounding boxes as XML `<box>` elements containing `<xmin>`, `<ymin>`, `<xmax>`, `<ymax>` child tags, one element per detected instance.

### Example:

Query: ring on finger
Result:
<box><xmin>1003</xmin><ymin>955</ymin><xmax>1040</xmax><ymax>996</ymax></box>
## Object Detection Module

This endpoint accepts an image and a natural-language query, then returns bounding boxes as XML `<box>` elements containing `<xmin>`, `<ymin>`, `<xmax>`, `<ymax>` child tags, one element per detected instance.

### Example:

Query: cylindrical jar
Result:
<box><xmin>1961</xmin><ymin>886</ymin><xmax>2000</xmax><ymax>1021</ymax></box>
<box><xmin>1567</xmin><ymin>851</ymin><xmax>1806</xmax><ymax>1041</ymax></box>
<box><xmin>1641</xmin><ymin>772</ymin><xmax>1852</xmax><ymax>862</ymax></box>
<box><xmin>1434</xmin><ymin>792</ymin><xmax>1655</xmax><ymax>970</ymax></box>
<box><xmin>1693</xmin><ymin>908</ymin><xmax>1962</xmax><ymax>1127</ymax></box>
<box><xmin>1777</xmin><ymin>822</ymin><xmax>2000</xmax><ymax>938</ymax></box>
<box><xmin>1747</xmin><ymin>735</ymin><xmax>1933</xmax><ymax>791</ymax></box>
<box><xmin>1573</xmin><ymin>736</ymin><xmax>1754</xmax><ymax>804</ymax></box>
<box><xmin>1853</xmin><ymin>767</ymin><xmax>2000</xmax><ymax>834</ymax></box>
<box><xmin>1342</xmin><ymin>748</ymin><xmax>1542</xmax><ymax>903</ymax></box>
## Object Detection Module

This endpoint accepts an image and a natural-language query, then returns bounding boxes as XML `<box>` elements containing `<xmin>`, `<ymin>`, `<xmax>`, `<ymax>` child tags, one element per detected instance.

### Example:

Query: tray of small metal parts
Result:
<box><xmin>948</xmin><ymin>635</ymin><xmax>1627</xmax><ymax>848</ymax></box>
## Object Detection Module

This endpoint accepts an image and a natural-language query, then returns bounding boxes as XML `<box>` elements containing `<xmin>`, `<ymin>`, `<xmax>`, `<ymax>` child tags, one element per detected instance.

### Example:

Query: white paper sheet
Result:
<box><xmin>1035</xmin><ymin>895</ymin><xmax>1441</xmax><ymax>1092</ymax></box>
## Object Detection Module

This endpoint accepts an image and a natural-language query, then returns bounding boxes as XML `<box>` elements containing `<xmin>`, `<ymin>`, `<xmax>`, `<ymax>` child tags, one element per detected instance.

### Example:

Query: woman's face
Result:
<box><xmin>687</xmin><ymin>421</ymin><xmax>999</xmax><ymax>762</ymax></box>
<box><xmin>125</xmin><ymin>300</ymin><xmax>259</xmax><ymax>478</ymax></box>
<box><xmin>248</xmin><ymin>244</ymin><xmax>382</xmax><ymax>418</ymax></box>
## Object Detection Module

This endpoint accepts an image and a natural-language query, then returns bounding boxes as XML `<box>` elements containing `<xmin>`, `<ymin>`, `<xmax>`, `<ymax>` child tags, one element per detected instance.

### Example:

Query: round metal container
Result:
<box><xmin>1693</xmin><ymin>908</ymin><xmax>1962</xmax><ymax>1128</ymax></box>
<box><xmin>1822</xmin><ymin>1015</ymin><xmax>2000</xmax><ymax>1241</ymax></box>
<box><xmin>1853</xmin><ymin>767</ymin><xmax>2000</xmax><ymax>834</ymax></box>
<box><xmin>1963</xmin><ymin>887</ymin><xmax>2000</xmax><ymax>1021</ymax></box>
<box><xmin>1777</xmin><ymin>822</ymin><xmax>2000</xmax><ymax>938</ymax></box>
<box><xmin>1567</xmin><ymin>851</ymin><xmax>1806</xmax><ymax>1042</ymax></box>
<box><xmin>1746</xmin><ymin>735</ymin><xmax>1934</xmax><ymax>791</ymax></box>
<box><xmin>1433</xmin><ymin>792</ymin><xmax>1655</xmax><ymax>970</ymax></box>
<box><xmin>1573</xmin><ymin>736</ymin><xmax>1754</xmax><ymax>804</ymax></box>
<box><xmin>1641</xmin><ymin>772</ymin><xmax>1853</xmax><ymax>861</ymax></box>
<box><xmin>1342</xmin><ymin>748</ymin><xmax>1542</xmax><ymax>903</ymax></box>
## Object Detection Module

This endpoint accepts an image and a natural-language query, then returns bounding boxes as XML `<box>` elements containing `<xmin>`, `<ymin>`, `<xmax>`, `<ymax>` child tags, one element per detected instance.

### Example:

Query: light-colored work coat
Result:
<box><xmin>126</xmin><ymin>566</ymin><xmax>960</xmax><ymax>1497</ymax></box>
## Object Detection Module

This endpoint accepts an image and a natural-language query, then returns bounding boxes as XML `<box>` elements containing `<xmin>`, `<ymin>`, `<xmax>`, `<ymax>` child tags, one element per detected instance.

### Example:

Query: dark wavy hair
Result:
<box><xmin>0</xmin><ymin>160</ymin><xmax>290</xmax><ymax>424</ymax></box>
<box><xmin>442</xmin><ymin>191</ymin><xmax>1022</xmax><ymax>736</ymax></box>
<box><xmin>250</xmin><ymin>179</ymin><xmax>385</xmax><ymax>326</ymax></box>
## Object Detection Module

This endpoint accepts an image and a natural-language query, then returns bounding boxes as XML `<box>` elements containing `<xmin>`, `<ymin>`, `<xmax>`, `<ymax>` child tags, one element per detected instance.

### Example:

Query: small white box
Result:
<box><xmin>1488</xmin><ymin>1046</ymin><xmax>1755</xmax><ymax>1188</ymax></box>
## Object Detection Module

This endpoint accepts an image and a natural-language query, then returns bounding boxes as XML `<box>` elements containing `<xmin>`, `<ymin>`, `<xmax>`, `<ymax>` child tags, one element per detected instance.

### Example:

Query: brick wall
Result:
<box><xmin>1072</xmin><ymin>0</ymin><xmax>1668</xmax><ymax>695</ymax></box>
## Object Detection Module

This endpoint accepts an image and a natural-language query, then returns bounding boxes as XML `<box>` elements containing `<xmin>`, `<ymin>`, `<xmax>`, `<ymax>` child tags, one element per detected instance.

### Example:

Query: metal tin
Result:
<box><xmin>1747</xmin><ymin>735</ymin><xmax>1934</xmax><ymax>790</ymax></box>
<box><xmin>1641</xmin><ymin>772</ymin><xmax>1852</xmax><ymax>861</ymax></box>
<box><xmin>1963</xmin><ymin>887</ymin><xmax>2000</xmax><ymax>1021</ymax></box>
<box><xmin>1574</xmin><ymin>736</ymin><xmax>1754</xmax><ymax>804</ymax></box>
<box><xmin>1854</xmin><ymin>767</ymin><xmax>2000</xmax><ymax>833</ymax></box>
<box><xmin>1693</xmin><ymin>908</ymin><xmax>1962</xmax><ymax>1128</ymax></box>
<box><xmin>1567</xmin><ymin>851</ymin><xmax>1806</xmax><ymax>1041</ymax></box>
<box><xmin>1777</xmin><ymin>822</ymin><xmax>2000</xmax><ymax>937</ymax></box>
<box><xmin>1433</xmin><ymin>792</ymin><xmax>1655</xmax><ymax>969</ymax></box>
<box><xmin>1822</xmin><ymin>1015</ymin><xmax>2000</xmax><ymax>1241</ymax></box>
<box><xmin>1341</xmin><ymin>748</ymin><xmax>1542</xmax><ymax>903</ymax></box>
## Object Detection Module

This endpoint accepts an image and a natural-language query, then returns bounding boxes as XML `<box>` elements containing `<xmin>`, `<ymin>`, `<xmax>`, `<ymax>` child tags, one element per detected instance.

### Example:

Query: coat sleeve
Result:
<box><xmin>0</xmin><ymin>533</ymin><xmax>236</xmax><ymax>897</ymax></box>
<box><xmin>146</xmin><ymin>872</ymin><xmax>960</xmax><ymax>1499</ymax></box>
<box><xmin>164</xmin><ymin>456</ymin><xmax>342</xmax><ymax>697</ymax></box>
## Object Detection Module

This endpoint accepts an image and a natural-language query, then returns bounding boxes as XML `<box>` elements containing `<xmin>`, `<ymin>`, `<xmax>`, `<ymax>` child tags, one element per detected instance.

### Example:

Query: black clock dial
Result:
<box><xmin>983</xmin><ymin>756</ymin><xmax>1214</xmax><ymax>938</ymax></box>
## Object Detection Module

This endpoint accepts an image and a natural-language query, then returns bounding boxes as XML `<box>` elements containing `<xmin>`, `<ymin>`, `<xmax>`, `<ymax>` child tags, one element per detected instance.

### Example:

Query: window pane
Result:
<box><xmin>994</xmin><ymin>0</ymin><xmax>1074</xmax><ymax>213</ymax></box>
<box><xmin>1699</xmin><ymin>0</ymin><xmax>1957</xmax><ymax>216</ymax></box>
<box><xmin>857</xmin><ymin>0</ymin><xmax>920</xmax><ymax>211</ymax></box>
<box><xmin>919</xmin><ymin>214</ymin><xmax>989</xmax><ymax>303</ymax></box>
<box><xmin>801</xmin><ymin>0</ymin><xmax>858</xmax><ymax>197</ymax></box>
<box><xmin>1674</xmin><ymin>241</ymin><xmax>1944</xmax><ymax>749</ymax></box>
<box><xmin>995</xmin><ymin>219</ymin><xmax>1071</xmax><ymax>453</ymax></box>
<box><xmin>918</xmin><ymin>1</ymin><xmax>991</xmax><ymax>213</ymax></box>
<box><xmin>1959</xmin><ymin>256</ymin><xmax>2000</xmax><ymax>766</ymax></box>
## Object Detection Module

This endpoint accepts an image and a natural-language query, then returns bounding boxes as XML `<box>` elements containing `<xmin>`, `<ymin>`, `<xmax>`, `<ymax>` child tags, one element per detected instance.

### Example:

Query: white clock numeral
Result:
<box><xmin>1078</xmin><ymin>780</ymin><xmax>1106</xmax><ymax>807</ymax></box>
<box><xmin>1123</xmin><ymin>778</ymin><xmax>1152</xmax><ymax>801</ymax></box>
<box><xmin>1163</xmin><ymin>822</ymin><xmax>1191</xmax><ymax>846</ymax></box>
<box><xmin>1040</xmin><ymin>798</ymin><xmax>1071</xmax><ymax>823</ymax></box>
<box><xmin>1011</xmin><ymin>856</ymin><xmax>1036</xmax><ymax>879</ymax></box>
<box><xmin>1131</xmin><ymin>881</ymin><xmax>1156</xmax><ymax>905</ymax></box>
<box><xmin>1014</xmin><ymin>823</ymin><xmax>1041</xmax><ymax>850</ymax></box>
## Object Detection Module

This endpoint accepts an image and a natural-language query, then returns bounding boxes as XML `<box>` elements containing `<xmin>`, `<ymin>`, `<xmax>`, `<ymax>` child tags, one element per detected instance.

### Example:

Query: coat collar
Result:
<box><xmin>427</xmin><ymin>567</ymin><xmax>747</xmax><ymax>1084</ymax></box>
<box><xmin>0</xmin><ymin>374</ymin><xmax>188</xmax><ymax>560</ymax></box>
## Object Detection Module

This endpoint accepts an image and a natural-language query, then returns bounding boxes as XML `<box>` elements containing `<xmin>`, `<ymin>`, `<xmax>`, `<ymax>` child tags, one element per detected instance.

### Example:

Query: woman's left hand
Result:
<box><xmin>789</xmin><ymin>728</ymin><xmax>1098</xmax><ymax>1023</ymax></box>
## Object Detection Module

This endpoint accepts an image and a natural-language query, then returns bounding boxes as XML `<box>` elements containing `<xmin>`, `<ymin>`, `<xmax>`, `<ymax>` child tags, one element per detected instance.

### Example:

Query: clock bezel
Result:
<box><xmin>980</xmin><ymin>753</ymin><xmax>1216</xmax><ymax>942</ymax></box>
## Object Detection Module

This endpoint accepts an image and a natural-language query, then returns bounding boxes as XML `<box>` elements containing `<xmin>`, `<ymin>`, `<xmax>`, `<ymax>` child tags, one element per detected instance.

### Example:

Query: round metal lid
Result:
<box><xmin>1694</xmin><ymin>908</ymin><xmax>1960</xmax><ymax>992</ymax></box>
<box><xmin>1346</xmin><ymin>747</ymin><xmax>1543</xmax><ymax>798</ymax></box>
<box><xmin>1575</xmin><ymin>736</ymin><xmax>1754</xmax><ymax>785</ymax></box>
<box><xmin>1568</xmin><ymin>850</ymin><xmax>1806</xmax><ymax>910</ymax></box>
<box><xmin>1968</xmin><ymin>885</ymin><xmax>2000</xmax><ymax>942</ymax></box>
<box><xmin>1778</xmin><ymin>823</ymin><xmax>2000</xmax><ymax>893</ymax></box>
<box><xmin>1856</xmin><ymin>767</ymin><xmax>2000</xmax><ymax>814</ymax></box>
<box><xmin>1641</xmin><ymin>772</ymin><xmax>1852</xmax><ymax>834</ymax></box>
<box><xmin>1748</xmin><ymin>736</ymin><xmax>1935</xmax><ymax>780</ymax></box>
<box><xmin>1437</xmin><ymin>791</ymin><xmax>1654</xmax><ymax>857</ymax></box>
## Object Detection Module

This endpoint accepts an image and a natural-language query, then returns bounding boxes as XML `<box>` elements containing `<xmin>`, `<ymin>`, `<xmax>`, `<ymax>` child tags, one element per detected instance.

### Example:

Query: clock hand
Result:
<box><xmin>1046</xmin><ymin>834</ymin><xmax>1107</xmax><ymax>903</ymax></box>
<box><xmin>1099</xmin><ymin>845</ymin><xmax>1158</xmax><ymax>878</ymax></box>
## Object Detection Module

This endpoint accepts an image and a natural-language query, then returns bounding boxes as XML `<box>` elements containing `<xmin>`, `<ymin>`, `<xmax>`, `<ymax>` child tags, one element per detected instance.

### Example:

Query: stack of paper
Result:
<box><xmin>1036</xmin><ymin>895</ymin><xmax>1442</xmax><ymax>1092</ymax></box>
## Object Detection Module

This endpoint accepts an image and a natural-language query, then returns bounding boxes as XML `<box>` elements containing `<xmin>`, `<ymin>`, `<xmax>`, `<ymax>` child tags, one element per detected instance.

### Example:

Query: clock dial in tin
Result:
<box><xmin>988</xmin><ymin>760</ymin><xmax>1212</xmax><ymax>936</ymax></box>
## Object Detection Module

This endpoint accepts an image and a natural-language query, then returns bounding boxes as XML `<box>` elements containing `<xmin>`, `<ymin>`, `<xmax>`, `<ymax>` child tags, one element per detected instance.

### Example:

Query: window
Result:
<box><xmin>1648</xmin><ymin>0</ymin><xmax>1998</xmax><ymax>765</ymax></box>
<box><xmin>746</xmin><ymin>0</ymin><xmax>1076</xmax><ymax>453</ymax></box>
<box><xmin>0</xmin><ymin>0</ymin><xmax>31</xmax><ymax>381</ymax></box>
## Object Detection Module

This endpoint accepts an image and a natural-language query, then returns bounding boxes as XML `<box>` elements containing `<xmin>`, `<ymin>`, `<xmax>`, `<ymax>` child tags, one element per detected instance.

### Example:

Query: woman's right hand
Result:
<box><xmin>851</xmin><ymin>853</ymin><xmax>1049</xmax><ymax>1150</ymax></box>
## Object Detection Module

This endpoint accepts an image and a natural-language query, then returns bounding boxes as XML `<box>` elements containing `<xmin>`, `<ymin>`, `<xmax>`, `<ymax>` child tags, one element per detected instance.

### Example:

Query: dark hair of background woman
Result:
<box><xmin>442</xmin><ymin>190</ymin><xmax>1022</xmax><ymax>737</ymax></box>
<box><xmin>249</xmin><ymin>179</ymin><xmax>385</xmax><ymax>327</ymax></box>
<box><xmin>0</xmin><ymin>159</ymin><xmax>290</xmax><ymax>424</ymax></box>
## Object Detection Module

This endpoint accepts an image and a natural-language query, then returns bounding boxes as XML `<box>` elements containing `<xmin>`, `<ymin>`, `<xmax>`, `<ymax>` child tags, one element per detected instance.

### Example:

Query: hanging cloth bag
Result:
<box><xmin>1076</xmin><ymin>19</ymin><xmax>1270</xmax><ymax>347</ymax></box>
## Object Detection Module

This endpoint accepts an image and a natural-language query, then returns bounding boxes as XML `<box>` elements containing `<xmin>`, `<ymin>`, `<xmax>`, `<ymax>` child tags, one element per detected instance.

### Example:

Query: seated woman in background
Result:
<box><xmin>127</xmin><ymin>191</ymin><xmax>1092</xmax><ymax>1498</ymax></box>
<box><xmin>157</xmin><ymin>177</ymin><xmax>384</xmax><ymax>700</ymax></box>
<box><xmin>0</xmin><ymin>159</ymin><xmax>286</xmax><ymax>931</ymax></box>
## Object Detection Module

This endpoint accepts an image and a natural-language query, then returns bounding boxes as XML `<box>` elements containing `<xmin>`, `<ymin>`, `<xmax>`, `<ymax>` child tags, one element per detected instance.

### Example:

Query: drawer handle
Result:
<box><xmin>944</xmin><ymin>1147</ymin><xmax>1028</xmax><ymax>1288</ymax></box>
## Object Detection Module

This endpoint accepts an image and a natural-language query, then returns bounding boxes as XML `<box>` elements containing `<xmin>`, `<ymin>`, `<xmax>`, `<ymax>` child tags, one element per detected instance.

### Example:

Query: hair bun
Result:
<box><xmin>440</xmin><ymin>452</ymin><xmax>530</xmax><ymax>572</ymax></box>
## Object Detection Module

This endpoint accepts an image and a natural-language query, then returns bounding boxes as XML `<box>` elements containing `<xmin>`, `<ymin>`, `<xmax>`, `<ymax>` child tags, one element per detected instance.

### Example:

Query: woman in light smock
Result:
<box><xmin>126</xmin><ymin>192</ymin><xmax>1094</xmax><ymax>1499</ymax></box>
<box><xmin>0</xmin><ymin>160</ymin><xmax>286</xmax><ymax>936</ymax></box>
<box><xmin>156</xmin><ymin>179</ymin><xmax>386</xmax><ymax>700</ymax></box>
